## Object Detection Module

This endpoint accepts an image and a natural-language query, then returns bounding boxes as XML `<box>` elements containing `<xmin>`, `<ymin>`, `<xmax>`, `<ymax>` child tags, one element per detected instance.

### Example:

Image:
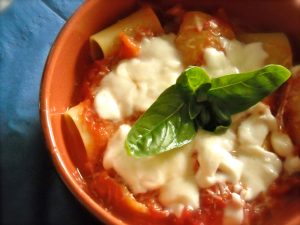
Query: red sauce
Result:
<box><xmin>78</xmin><ymin>57</ymin><xmax>300</xmax><ymax>225</ymax></box>
<box><xmin>72</xmin><ymin>6</ymin><xmax>300</xmax><ymax>225</ymax></box>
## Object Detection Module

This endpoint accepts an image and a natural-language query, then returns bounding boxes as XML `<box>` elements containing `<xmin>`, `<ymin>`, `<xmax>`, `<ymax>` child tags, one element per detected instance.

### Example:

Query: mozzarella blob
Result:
<box><xmin>94</xmin><ymin>35</ymin><xmax>299</xmax><ymax>223</ymax></box>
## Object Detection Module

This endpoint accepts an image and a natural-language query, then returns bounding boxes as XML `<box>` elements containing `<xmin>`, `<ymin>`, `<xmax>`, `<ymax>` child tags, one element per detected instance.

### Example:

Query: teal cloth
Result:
<box><xmin>0</xmin><ymin>1</ymin><xmax>100</xmax><ymax>224</ymax></box>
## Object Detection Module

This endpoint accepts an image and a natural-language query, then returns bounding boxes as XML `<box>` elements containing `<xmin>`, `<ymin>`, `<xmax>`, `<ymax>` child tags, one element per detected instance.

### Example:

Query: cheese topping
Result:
<box><xmin>95</xmin><ymin>35</ymin><xmax>268</xmax><ymax>121</ymax></box>
<box><xmin>194</xmin><ymin>103</ymin><xmax>282</xmax><ymax>201</ymax></box>
<box><xmin>104</xmin><ymin>103</ymin><xmax>292</xmax><ymax>218</ymax></box>
<box><xmin>223</xmin><ymin>193</ymin><xmax>244</xmax><ymax>225</ymax></box>
<box><xmin>94</xmin><ymin>34</ymin><xmax>183</xmax><ymax>121</ymax></box>
<box><xmin>103</xmin><ymin>124</ymin><xmax>199</xmax><ymax>216</ymax></box>
<box><xmin>203</xmin><ymin>38</ymin><xmax>268</xmax><ymax>77</ymax></box>
<box><xmin>96</xmin><ymin>35</ymin><xmax>298</xmax><ymax>222</ymax></box>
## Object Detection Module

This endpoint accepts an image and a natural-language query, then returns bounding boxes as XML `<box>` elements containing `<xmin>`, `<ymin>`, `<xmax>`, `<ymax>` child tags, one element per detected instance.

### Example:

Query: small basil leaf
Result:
<box><xmin>125</xmin><ymin>64</ymin><xmax>291</xmax><ymax>158</ymax></box>
<box><xmin>211</xmin><ymin>102</ymin><xmax>231</xmax><ymax>127</ymax></box>
<box><xmin>195</xmin><ymin>102</ymin><xmax>211</xmax><ymax>127</ymax></box>
<box><xmin>188</xmin><ymin>97</ymin><xmax>202</xmax><ymax>119</ymax></box>
<box><xmin>208</xmin><ymin>64</ymin><xmax>291</xmax><ymax>115</ymax></box>
<box><xmin>189</xmin><ymin>83</ymin><xmax>212</xmax><ymax>119</ymax></box>
<box><xmin>195</xmin><ymin>101</ymin><xmax>231</xmax><ymax>132</ymax></box>
<box><xmin>125</xmin><ymin>85</ymin><xmax>196</xmax><ymax>157</ymax></box>
<box><xmin>176</xmin><ymin>66</ymin><xmax>210</xmax><ymax>96</ymax></box>
<box><xmin>214</xmin><ymin>125</ymin><xmax>229</xmax><ymax>134</ymax></box>
<box><xmin>196</xmin><ymin>83</ymin><xmax>212</xmax><ymax>102</ymax></box>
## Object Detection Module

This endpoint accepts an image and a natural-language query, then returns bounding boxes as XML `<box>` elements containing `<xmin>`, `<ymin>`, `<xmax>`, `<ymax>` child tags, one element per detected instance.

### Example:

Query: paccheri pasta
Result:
<box><xmin>65</xmin><ymin>4</ymin><xmax>300</xmax><ymax>225</ymax></box>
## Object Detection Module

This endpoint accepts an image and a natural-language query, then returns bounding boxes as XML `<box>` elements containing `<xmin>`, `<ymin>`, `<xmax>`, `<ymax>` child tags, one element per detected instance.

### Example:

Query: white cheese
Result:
<box><xmin>223</xmin><ymin>39</ymin><xmax>268</xmax><ymax>72</ymax></box>
<box><xmin>94</xmin><ymin>89</ymin><xmax>122</xmax><ymax>120</ymax></box>
<box><xmin>268</xmin><ymin>99</ymin><xmax>300</xmax><ymax>175</ymax></box>
<box><xmin>94</xmin><ymin>34</ymin><xmax>183</xmax><ymax>121</ymax></box>
<box><xmin>98</xmin><ymin>34</ymin><xmax>297</xmax><ymax>221</ymax></box>
<box><xmin>103</xmin><ymin>124</ymin><xmax>199</xmax><ymax>213</ymax></box>
<box><xmin>203</xmin><ymin>47</ymin><xmax>239</xmax><ymax>77</ymax></box>
<box><xmin>284</xmin><ymin>157</ymin><xmax>300</xmax><ymax>175</ymax></box>
<box><xmin>193</xmin><ymin>103</ymin><xmax>282</xmax><ymax>201</ymax></box>
<box><xmin>223</xmin><ymin>193</ymin><xmax>244</xmax><ymax>225</ymax></box>
<box><xmin>203</xmin><ymin>38</ymin><xmax>268</xmax><ymax>77</ymax></box>
<box><xmin>271</xmin><ymin>130</ymin><xmax>300</xmax><ymax>175</ymax></box>
<box><xmin>194</xmin><ymin>129</ymin><xmax>243</xmax><ymax>188</ymax></box>
<box><xmin>271</xmin><ymin>131</ymin><xmax>294</xmax><ymax>157</ymax></box>
<box><xmin>95</xmin><ymin>36</ymin><xmax>268</xmax><ymax>121</ymax></box>
<box><xmin>237</xmin><ymin>145</ymin><xmax>282</xmax><ymax>200</ymax></box>
<box><xmin>159</xmin><ymin>176</ymin><xmax>199</xmax><ymax>217</ymax></box>
<box><xmin>103</xmin><ymin>103</ymin><xmax>288</xmax><ymax>217</ymax></box>
<box><xmin>94</xmin><ymin>74</ymin><xmax>136</xmax><ymax>120</ymax></box>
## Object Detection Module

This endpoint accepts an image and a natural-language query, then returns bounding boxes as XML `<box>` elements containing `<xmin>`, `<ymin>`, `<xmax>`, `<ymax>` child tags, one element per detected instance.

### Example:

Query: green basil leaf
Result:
<box><xmin>214</xmin><ymin>125</ymin><xmax>229</xmax><ymax>134</ymax></box>
<box><xmin>210</xmin><ymin>102</ymin><xmax>231</xmax><ymax>127</ymax></box>
<box><xmin>176</xmin><ymin>66</ymin><xmax>210</xmax><ymax>95</ymax></box>
<box><xmin>189</xmin><ymin>83</ymin><xmax>212</xmax><ymax>119</ymax></box>
<box><xmin>209</xmin><ymin>102</ymin><xmax>231</xmax><ymax>132</ymax></box>
<box><xmin>195</xmin><ymin>101</ymin><xmax>231</xmax><ymax>132</ymax></box>
<box><xmin>196</xmin><ymin>83</ymin><xmax>212</xmax><ymax>102</ymax></box>
<box><xmin>208</xmin><ymin>64</ymin><xmax>291</xmax><ymax>115</ymax></box>
<box><xmin>125</xmin><ymin>64</ymin><xmax>291</xmax><ymax>158</ymax></box>
<box><xmin>195</xmin><ymin>102</ymin><xmax>211</xmax><ymax>127</ymax></box>
<box><xmin>125</xmin><ymin>85</ymin><xmax>196</xmax><ymax>157</ymax></box>
<box><xmin>188</xmin><ymin>97</ymin><xmax>201</xmax><ymax>119</ymax></box>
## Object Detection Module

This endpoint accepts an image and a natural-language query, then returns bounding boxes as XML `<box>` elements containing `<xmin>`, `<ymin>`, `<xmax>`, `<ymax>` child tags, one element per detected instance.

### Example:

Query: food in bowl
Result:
<box><xmin>63</xmin><ymin>3</ymin><xmax>300</xmax><ymax>225</ymax></box>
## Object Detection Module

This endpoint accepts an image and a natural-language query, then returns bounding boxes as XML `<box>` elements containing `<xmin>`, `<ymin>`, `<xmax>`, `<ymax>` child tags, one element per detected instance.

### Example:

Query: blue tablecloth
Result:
<box><xmin>0</xmin><ymin>1</ymin><xmax>101</xmax><ymax>224</ymax></box>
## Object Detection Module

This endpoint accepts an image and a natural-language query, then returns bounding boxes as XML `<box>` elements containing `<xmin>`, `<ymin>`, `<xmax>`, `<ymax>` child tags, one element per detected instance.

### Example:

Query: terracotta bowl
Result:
<box><xmin>40</xmin><ymin>0</ymin><xmax>300</xmax><ymax>224</ymax></box>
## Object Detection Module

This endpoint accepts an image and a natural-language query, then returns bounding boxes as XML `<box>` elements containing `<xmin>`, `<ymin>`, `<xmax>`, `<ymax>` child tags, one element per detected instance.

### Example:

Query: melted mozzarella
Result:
<box><xmin>236</xmin><ymin>104</ymin><xmax>282</xmax><ymax>200</ymax></box>
<box><xmin>238</xmin><ymin>145</ymin><xmax>282</xmax><ymax>200</ymax></box>
<box><xmin>103</xmin><ymin>103</ymin><xmax>290</xmax><ymax>218</ymax></box>
<box><xmin>97</xmin><ymin>35</ymin><xmax>298</xmax><ymax>221</ymax></box>
<box><xmin>203</xmin><ymin>39</ymin><xmax>268</xmax><ymax>77</ymax></box>
<box><xmin>95</xmin><ymin>34</ymin><xmax>183</xmax><ymax>121</ymax></box>
<box><xmin>194</xmin><ymin>129</ymin><xmax>243</xmax><ymax>188</ymax></box>
<box><xmin>271</xmin><ymin>130</ymin><xmax>300</xmax><ymax>175</ymax></box>
<box><xmin>194</xmin><ymin>103</ymin><xmax>282</xmax><ymax>201</ymax></box>
<box><xmin>279</xmin><ymin>65</ymin><xmax>300</xmax><ymax>175</ymax></box>
<box><xmin>223</xmin><ymin>193</ymin><xmax>244</xmax><ymax>225</ymax></box>
<box><xmin>159</xmin><ymin>176</ymin><xmax>199</xmax><ymax>216</ymax></box>
<box><xmin>103</xmin><ymin>124</ymin><xmax>199</xmax><ymax>215</ymax></box>
<box><xmin>95</xmin><ymin>36</ymin><xmax>269</xmax><ymax>121</ymax></box>
<box><xmin>284</xmin><ymin>157</ymin><xmax>300</xmax><ymax>175</ymax></box>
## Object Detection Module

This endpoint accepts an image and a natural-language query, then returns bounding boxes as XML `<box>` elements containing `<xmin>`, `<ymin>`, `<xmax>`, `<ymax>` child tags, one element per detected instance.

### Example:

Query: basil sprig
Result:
<box><xmin>125</xmin><ymin>65</ymin><xmax>291</xmax><ymax>157</ymax></box>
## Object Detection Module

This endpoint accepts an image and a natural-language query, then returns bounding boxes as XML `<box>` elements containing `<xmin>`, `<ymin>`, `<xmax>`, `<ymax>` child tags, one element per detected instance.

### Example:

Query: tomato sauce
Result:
<box><xmin>78</xmin><ymin>58</ymin><xmax>300</xmax><ymax>225</ymax></box>
<box><xmin>73</xmin><ymin>5</ymin><xmax>300</xmax><ymax>225</ymax></box>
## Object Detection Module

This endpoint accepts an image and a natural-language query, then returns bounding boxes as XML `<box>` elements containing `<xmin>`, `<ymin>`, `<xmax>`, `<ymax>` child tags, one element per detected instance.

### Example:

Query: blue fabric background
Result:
<box><xmin>0</xmin><ymin>0</ymin><xmax>101</xmax><ymax>224</ymax></box>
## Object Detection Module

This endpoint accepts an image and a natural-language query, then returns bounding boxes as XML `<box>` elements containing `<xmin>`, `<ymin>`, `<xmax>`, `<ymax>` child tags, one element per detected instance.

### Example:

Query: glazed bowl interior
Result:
<box><xmin>40</xmin><ymin>0</ymin><xmax>300</xmax><ymax>224</ymax></box>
